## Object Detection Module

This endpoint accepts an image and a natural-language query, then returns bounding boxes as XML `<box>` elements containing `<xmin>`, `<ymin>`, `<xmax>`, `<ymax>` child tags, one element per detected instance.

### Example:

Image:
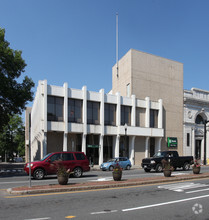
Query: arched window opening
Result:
<box><xmin>195</xmin><ymin>114</ymin><xmax>204</xmax><ymax>124</ymax></box>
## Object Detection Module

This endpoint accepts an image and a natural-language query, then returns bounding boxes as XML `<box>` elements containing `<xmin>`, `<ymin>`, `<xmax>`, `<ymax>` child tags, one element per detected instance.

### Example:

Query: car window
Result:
<box><xmin>62</xmin><ymin>153</ymin><xmax>74</xmax><ymax>161</ymax></box>
<box><xmin>75</xmin><ymin>153</ymin><xmax>85</xmax><ymax>160</ymax></box>
<box><xmin>50</xmin><ymin>153</ymin><xmax>61</xmax><ymax>162</ymax></box>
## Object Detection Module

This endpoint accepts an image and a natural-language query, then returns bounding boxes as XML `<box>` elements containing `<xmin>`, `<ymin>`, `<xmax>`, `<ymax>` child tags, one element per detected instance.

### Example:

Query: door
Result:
<box><xmin>195</xmin><ymin>140</ymin><xmax>201</xmax><ymax>159</ymax></box>
<box><xmin>46</xmin><ymin>153</ymin><xmax>62</xmax><ymax>174</ymax></box>
<box><xmin>62</xmin><ymin>152</ymin><xmax>76</xmax><ymax>171</ymax></box>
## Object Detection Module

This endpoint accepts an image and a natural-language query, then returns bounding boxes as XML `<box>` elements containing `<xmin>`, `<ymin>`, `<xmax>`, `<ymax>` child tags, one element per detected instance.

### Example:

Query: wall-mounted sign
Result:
<box><xmin>167</xmin><ymin>137</ymin><xmax>178</xmax><ymax>148</ymax></box>
<box><xmin>87</xmin><ymin>145</ymin><xmax>99</xmax><ymax>148</ymax></box>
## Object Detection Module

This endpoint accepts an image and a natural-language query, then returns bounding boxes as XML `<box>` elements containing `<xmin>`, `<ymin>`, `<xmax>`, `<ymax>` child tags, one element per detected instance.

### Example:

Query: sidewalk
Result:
<box><xmin>7</xmin><ymin>172</ymin><xmax>209</xmax><ymax>195</ymax></box>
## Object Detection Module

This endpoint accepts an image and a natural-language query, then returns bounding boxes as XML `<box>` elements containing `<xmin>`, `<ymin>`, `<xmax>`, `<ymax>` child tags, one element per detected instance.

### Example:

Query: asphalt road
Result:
<box><xmin>1</xmin><ymin>177</ymin><xmax>209</xmax><ymax>219</ymax></box>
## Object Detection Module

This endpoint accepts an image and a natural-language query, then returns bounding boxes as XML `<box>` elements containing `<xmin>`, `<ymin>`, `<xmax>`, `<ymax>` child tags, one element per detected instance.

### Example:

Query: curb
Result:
<box><xmin>7</xmin><ymin>173</ymin><xmax>209</xmax><ymax>195</ymax></box>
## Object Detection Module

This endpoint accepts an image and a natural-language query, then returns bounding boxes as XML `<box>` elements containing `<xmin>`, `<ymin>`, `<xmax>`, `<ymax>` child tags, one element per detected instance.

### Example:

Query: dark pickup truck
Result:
<box><xmin>141</xmin><ymin>151</ymin><xmax>193</xmax><ymax>172</ymax></box>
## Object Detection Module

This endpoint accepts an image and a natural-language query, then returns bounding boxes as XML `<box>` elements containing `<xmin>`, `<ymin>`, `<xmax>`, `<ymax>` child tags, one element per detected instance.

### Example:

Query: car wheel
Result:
<box><xmin>109</xmin><ymin>166</ymin><xmax>114</xmax><ymax>171</ymax></box>
<box><xmin>155</xmin><ymin>164</ymin><xmax>163</xmax><ymax>172</ymax></box>
<box><xmin>33</xmin><ymin>168</ymin><xmax>45</xmax><ymax>180</ymax></box>
<box><xmin>144</xmin><ymin>168</ymin><xmax>151</xmax><ymax>172</ymax></box>
<box><xmin>126</xmin><ymin>165</ymin><xmax>131</xmax><ymax>170</ymax></box>
<box><xmin>73</xmin><ymin>167</ymin><xmax>83</xmax><ymax>178</ymax></box>
<box><xmin>183</xmin><ymin>162</ymin><xmax>190</xmax><ymax>171</ymax></box>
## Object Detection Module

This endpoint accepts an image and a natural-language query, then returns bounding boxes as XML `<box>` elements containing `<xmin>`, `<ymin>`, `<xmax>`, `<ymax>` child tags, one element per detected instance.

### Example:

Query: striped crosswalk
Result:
<box><xmin>158</xmin><ymin>182</ymin><xmax>209</xmax><ymax>193</ymax></box>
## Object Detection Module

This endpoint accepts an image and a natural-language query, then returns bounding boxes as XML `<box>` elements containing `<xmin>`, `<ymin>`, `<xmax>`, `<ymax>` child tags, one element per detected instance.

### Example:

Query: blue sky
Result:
<box><xmin>1</xmin><ymin>0</ymin><xmax>209</xmax><ymax>103</ymax></box>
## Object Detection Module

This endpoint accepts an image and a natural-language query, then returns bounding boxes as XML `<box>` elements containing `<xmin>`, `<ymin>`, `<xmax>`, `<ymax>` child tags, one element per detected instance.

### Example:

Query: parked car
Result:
<box><xmin>100</xmin><ymin>157</ymin><xmax>132</xmax><ymax>171</ymax></box>
<box><xmin>14</xmin><ymin>157</ymin><xmax>24</xmax><ymax>163</ymax></box>
<box><xmin>141</xmin><ymin>151</ymin><xmax>193</xmax><ymax>172</ymax></box>
<box><xmin>24</xmin><ymin>152</ymin><xmax>90</xmax><ymax>180</ymax></box>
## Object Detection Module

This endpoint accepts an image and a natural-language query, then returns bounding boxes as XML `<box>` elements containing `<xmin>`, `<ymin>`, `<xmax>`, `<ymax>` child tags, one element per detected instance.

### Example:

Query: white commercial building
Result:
<box><xmin>26</xmin><ymin>79</ymin><xmax>164</xmax><ymax>165</ymax></box>
<box><xmin>184</xmin><ymin>88</ymin><xmax>209</xmax><ymax>162</ymax></box>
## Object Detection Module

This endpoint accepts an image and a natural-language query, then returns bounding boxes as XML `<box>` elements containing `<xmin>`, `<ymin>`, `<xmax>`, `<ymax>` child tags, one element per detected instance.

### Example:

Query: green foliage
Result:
<box><xmin>0</xmin><ymin>114</ymin><xmax>25</xmax><ymax>160</ymax></box>
<box><xmin>0</xmin><ymin>28</ymin><xmax>34</xmax><ymax>131</ymax></box>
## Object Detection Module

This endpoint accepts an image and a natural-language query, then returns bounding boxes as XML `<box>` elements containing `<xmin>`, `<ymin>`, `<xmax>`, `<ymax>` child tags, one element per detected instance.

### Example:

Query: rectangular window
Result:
<box><xmin>62</xmin><ymin>153</ymin><xmax>75</xmax><ymax>161</ymax></box>
<box><xmin>47</xmin><ymin>96</ymin><xmax>64</xmax><ymax>121</ymax></box>
<box><xmin>75</xmin><ymin>153</ymin><xmax>85</xmax><ymax>160</ymax></box>
<box><xmin>126</xmin><ymin>83</ymin><xmax>130</xmax><ymax>97</ymax></box>
<box><xmin>187</xmin><ymin>133</ymin><xmax>190</xmax><ymax>147</ymax></box>
<box><xmin>121</xmin><ymin>105</ymin><xmax>131</xmax><ymax>125</ymax></box>
<box><xmin>150</xmin><ymin>109</ymin><xmax>158</xmax><ymax>128</ymax></box>
<box><xmin>136</xmin><ymin>107</ymin><xmax>146</xmax><ymax>127</ymax></box>
<box><xmin>68</xmin><ymin>98</ymin><xmax>83</xmax><ymax>123</ymax></box>
<box><xmin>104</xmin><ymin>103</ymin><xmax>116</xmax><ymax>126</ymax></box>
<box><xmin>87</xmin><ymin>101</ymin><xmax>100</xmax><ymax>124</ymax></box>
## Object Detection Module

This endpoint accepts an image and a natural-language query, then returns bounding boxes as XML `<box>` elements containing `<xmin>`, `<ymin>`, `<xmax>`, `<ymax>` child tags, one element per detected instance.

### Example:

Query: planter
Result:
<box><xmin>112</xmin><ymin>170</ymin><xmax>122</xmax><ymax>181</ymax></box>
<box><xmin>163</xmin><ymin>170</ymin><xmax>172</xmax><ymax>177</ymax></box>
<box><xmin>193</xmin><ymin>166</ymin><xmax>201</xmax><ymax>174</ymax></box>
<box><xmin>57</xmin><ymin>175</ymin><xmax>69</xmax><ymax>185</ymax></box>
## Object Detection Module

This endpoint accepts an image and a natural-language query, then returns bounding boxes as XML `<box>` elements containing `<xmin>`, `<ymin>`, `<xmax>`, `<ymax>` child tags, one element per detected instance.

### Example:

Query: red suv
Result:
<box><xmin>24</xmin><ymin>152</ymin><xmax>90</xmax><ymax>180</ymax></box>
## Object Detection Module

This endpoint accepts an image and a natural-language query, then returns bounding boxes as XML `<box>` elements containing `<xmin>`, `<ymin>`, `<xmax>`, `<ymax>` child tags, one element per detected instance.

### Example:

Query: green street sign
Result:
<box><xmin>167</xmin><ymin>137</ymin><xmax>177</xmax><ymax>148</ymax></box>
<box><xmin>87</xmin><ymin>145</ymin><xmax>99</xmax><ymax>148</ymax></box>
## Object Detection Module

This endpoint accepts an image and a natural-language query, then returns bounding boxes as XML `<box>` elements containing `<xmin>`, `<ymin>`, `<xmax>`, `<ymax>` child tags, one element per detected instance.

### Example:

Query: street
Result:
<box><xmin>1</xmin><ymin>178</ymin><xmax>209</xmax><ymax>219</ymax></box>
<box><xmin>1</xmin><ymin>167</ymin><xmax>209</xmax><ymax>219</ymax></box>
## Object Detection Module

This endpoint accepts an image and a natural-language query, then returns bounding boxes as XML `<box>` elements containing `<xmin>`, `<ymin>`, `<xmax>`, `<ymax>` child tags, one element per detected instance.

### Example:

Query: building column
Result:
<box><xmin>207</xmin><ymin>130</ymin><xmax>209</xmax><ymax>163</ymax></box>
<box><xmin>63</xmin><ymin>82</ymin><xmax>68</xmax><ymax>151</ymax></box>
<box><xmin>129</xmin><ymin>136</ymin><xmax>135</xmax><ymax>165</ymax></box>
<box><xmin>158</xmin><ymin>99</ymin><xmax>163</xmax><ymax>128</ymax></box>
<box><xmin>131</xmin><ymin>95</ymin><xmax>136</xmax><ymax>127</ymax></box>
<box><xmin>43</xmin><ymin>132</ymin><xmax>47</xmax><ymax>157</ymax></box>
<box><xmin>191</xmin><ymin>127</ymin><xmax>195</xmax><ymax>158</ymax></box>
<box><xmin>116</xmin><ymin>92</ymin><xmax>121</xmax><ymax>127</ymax></box>
<box><xmin>82</xmin><ymin>86</ymin><xmax>87</xmax><ymax>154</ymax></box>
<box><xmin>42</xmin><ymin>80</ymin><xmax>47</xmax><ymax>157</ymax></box>
<box><xmin>156</xmin><ymin>137</ymin><xmax>162</xmax><ymax>152</ymax></box>
<box><xmin>145</xmin><ymin>137</ymin><xmax>149</xmax><ymax>158</ymax></box>
<box><xmin>115</xmin><ymin>135</ymin><xmax>120</xmax><ymax>158</ymax></box>
<box><xmin>99</xmin><ymin>135</ymin><xmax>104</xmax><ymax>165</ymax></box>
<box><xmin>145</xmin><ymin>97</ymin><xmax>150</xmax><ymax>128</ymax></box>
<box><xmin>82</xmin><ymin>134</ymin><xmax>86</xmax><ymax>154</ymax></box>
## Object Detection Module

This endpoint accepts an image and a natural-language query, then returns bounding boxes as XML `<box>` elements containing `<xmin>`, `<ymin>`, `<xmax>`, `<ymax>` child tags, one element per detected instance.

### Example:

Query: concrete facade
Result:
<box><xmin>184</xmin><ymin>88</ymin><xmax>209</xmax><ymax>162</ymax></box>
<box><xmin>112</xmin><ymin>49</ymin><xmax>184</xmax><ymax>155</ymax></box>
<box><xmin>26</xmin><ymin>80</ymin><xmax>164</xmax><ymax>165</ymax></box>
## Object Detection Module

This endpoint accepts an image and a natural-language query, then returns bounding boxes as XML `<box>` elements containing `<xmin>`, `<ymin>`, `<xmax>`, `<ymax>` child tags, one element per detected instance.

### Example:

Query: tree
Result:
<box><xmin>0</xmin><ymin>28</ymin><xmax>34</xmax><ymax>131</ymax></box>
<box><xmin>0</xmin><ymin>114</ymin><xmax>25</xmax><ymax>161</ymax></box>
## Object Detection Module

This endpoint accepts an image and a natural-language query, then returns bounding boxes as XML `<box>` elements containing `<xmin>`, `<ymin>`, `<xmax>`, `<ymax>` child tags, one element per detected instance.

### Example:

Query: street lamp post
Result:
<box><xmin>204</xmin><ymin>120</ymin><xmax>209</xmax><ymax>165</ymax></box>
<box><xmin>124</xmin><ymin>123</ymin><xmax>127</xmax><ymax>157</ymax></box>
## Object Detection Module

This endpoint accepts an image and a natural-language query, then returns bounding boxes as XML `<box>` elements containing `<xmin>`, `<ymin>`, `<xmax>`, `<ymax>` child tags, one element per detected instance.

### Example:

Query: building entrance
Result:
<box><xmin>150</xmin><ymin>138</ymin><xmax>155</xmax><ymax>157</ymax></box>
<box><xmin>86</xmin><ymin>134</ymin><xmax>99</xmax><ymax>165</ymax></box>
<box><xmin>195</xmin><ymin>140</ymin><xmax>202</xmax><ymax>159</ymax></box>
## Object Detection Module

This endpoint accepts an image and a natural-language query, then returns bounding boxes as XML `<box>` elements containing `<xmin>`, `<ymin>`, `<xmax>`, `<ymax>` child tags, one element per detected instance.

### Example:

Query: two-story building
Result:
<box><xmin>25</xmin><ymin>80</ymin><xmax>164</xmax><ymax>165</ymax></box>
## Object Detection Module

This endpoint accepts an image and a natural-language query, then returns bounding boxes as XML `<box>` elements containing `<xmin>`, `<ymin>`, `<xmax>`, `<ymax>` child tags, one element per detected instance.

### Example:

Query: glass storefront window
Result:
<box><xmin>47</xmin><ymin>96</ymin><xmax>64</xmax><ymax>121</ymax></box>
<box><xmin>87</xmin><ymin>101</ymin><xmax>100</xmax><ymax>124</ymax></box>
<box><xmin>68</xmin><ymin>98</ymin><xmax>82</xmax><ymax>123</ymax></box>
<box><xmin>105</xmin><ymin>103</ymin><xmax>116</xmax><ymax>126</ymax></box>
<box><xmin>121</xmin><ymin>105</ymin><xmax>131</xmax><ymax>125</ymax></box>
<box><xmin>150</xmin><ymin>109</ymin><xmax>158</xmax><ymax>128</ymax></box>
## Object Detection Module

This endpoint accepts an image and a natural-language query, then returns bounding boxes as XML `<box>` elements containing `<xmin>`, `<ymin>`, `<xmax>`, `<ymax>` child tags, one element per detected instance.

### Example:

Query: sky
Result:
<box><xmin>1</xmin><ymin>0</ymin><xmax>209</xmax><ymax>107</ymax></box>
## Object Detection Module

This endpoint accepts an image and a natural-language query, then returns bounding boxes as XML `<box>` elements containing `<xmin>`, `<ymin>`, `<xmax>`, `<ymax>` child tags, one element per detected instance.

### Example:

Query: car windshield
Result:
<box><xmin>153</xmin><ymin>152</ymin><xmax>167</xmax><ymax>158</ymax></box>
<box><xmin>40</xmin><ymin>153</ymin><xmax>52</xmax><ymax>161</ymax></box>
<box><xmin>108</xmin><ymin>159</ymin><xmax>116</xmax><ymax>162</ymax></box>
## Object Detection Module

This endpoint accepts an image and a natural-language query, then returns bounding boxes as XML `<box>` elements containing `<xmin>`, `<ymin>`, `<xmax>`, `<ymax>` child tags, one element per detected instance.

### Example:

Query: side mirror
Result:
<box><xmin>47</xmin><ymin>159</ymin><xmax>51</xmax><ymax>163</ymax></box>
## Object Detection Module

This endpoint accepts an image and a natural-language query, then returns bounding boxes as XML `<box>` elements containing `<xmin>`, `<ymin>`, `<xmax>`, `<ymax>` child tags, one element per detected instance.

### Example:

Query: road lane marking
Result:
<box><xmin>122</xmin><ymin>194</ymin><xmax>209</xmax><ymax>212</ymax></box>
<box><xmin>158</xmin><ymin>182</ymin><xmax>208</xmax><ymax>192</ymax></box>
<box><xmin>186</xmin><ymin>188</ymin><xmax>209</xmax><ymax>194</ymax></box>
<box><xmin>65</xmin><ymin>216</ymin><xmax>76</xmax><ymax>218</ymax></box>
<box><xmin>91</xmin><ymin>210</ymin><xmax>118</xmax><ymax>214</ymax></box>
<box><xmin>24</xmin><ymin>218</ymin><xmax>51</xmax><ymax>220</ymax></box>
